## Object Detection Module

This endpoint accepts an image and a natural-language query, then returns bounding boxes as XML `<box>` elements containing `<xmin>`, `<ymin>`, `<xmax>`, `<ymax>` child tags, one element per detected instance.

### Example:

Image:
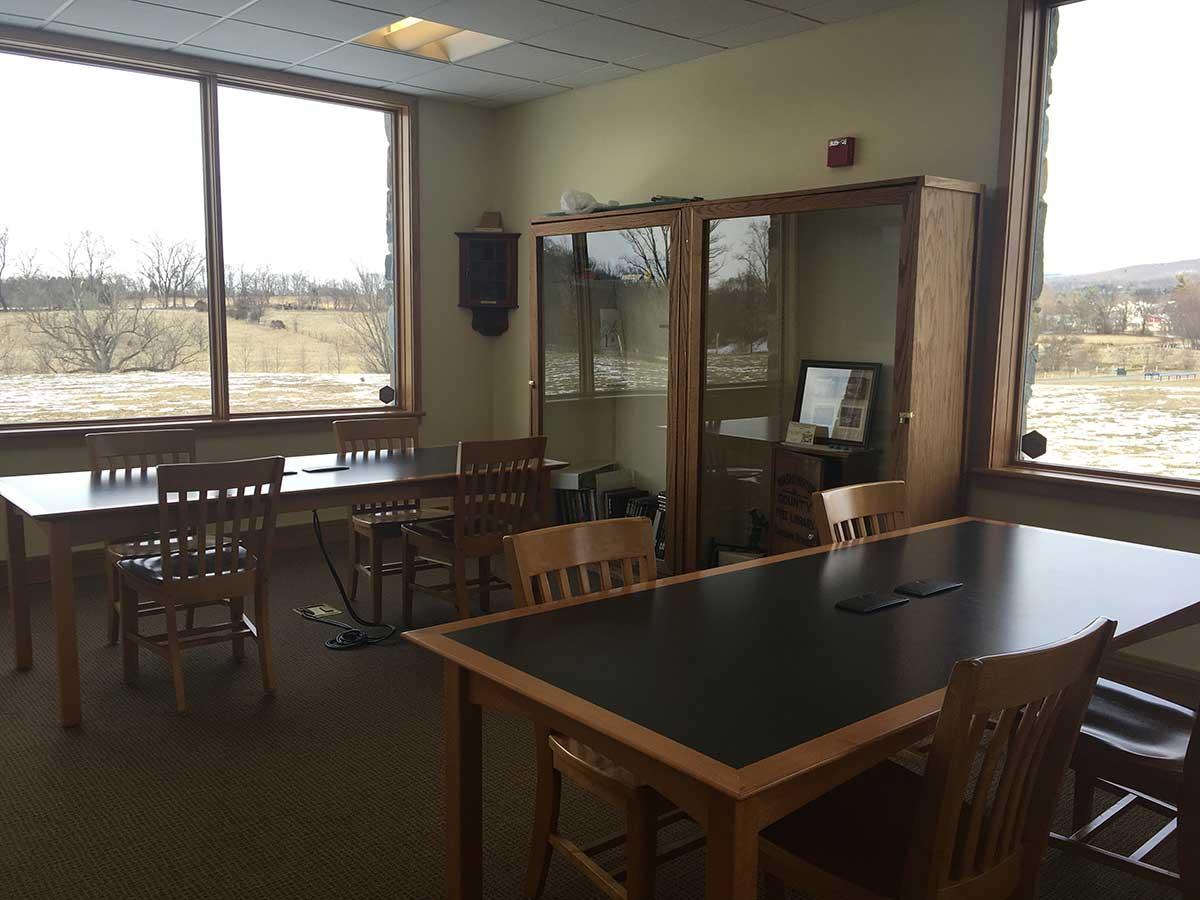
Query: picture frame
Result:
<box><xmin>791</xmin><ymin>359</ymin><xmax>883</xmax><ymax>449</ymax></box>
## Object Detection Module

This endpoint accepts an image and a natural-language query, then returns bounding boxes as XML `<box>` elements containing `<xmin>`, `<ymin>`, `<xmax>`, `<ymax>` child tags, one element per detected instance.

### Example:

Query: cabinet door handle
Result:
<box><xmin>898</xmin><ymin>411</ymin><xmax>916</xmax><ymax>424</ymax></box>
<box><xmin>528</xmin><ymin>380</ymin><xmax>537</xmax><ymax>388</ymax></box>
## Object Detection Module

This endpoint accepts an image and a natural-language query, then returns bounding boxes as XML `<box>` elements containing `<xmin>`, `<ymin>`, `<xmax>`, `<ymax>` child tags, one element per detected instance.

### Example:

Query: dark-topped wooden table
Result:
<box><xmin>406</xmin><ymin>517</ymin><xmax>1200</xmax><ymax>900</ymax></box>
<box><xmin>0</xmin><ymin>447</ymin><xmax>560</xmax><ymax>727</ymax></box>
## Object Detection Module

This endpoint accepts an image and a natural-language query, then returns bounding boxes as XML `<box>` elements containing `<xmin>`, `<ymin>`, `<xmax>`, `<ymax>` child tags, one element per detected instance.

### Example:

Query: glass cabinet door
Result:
<box><xmin>697</xmin><ymin>204</ymin><xmax>903</xmax><ymax>565</ymax></box>
<box><xmin>537</xmin><ymin>221</ymin><xmax>674</xmax><ymax>570</ymax></box>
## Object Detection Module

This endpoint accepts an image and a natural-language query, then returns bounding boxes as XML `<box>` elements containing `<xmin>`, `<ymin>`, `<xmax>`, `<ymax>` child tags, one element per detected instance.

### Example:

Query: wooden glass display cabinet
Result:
<box><xmin>529</xmin><ymin>177</ymin><xmax>982</xmax><ymax>573</ymax></box>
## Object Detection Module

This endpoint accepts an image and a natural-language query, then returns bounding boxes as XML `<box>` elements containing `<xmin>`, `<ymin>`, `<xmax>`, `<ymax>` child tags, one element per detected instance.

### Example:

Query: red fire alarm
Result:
<box><xmin>827</xmin><ymin>136</ymin><xmax>856</xmax><ymax>168</ymax></box>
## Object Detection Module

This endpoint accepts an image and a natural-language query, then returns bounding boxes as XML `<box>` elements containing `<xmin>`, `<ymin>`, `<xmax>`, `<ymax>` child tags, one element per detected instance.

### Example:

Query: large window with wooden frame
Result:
<box><xmin>998</xmin><ymin>0</ymin><xmax>1200</xmax><ymax>483</ymax></box>
<box><xmin>0</xmin><ymin>40</ymin><xmax>414</xmax><ymax>429</ymax></box>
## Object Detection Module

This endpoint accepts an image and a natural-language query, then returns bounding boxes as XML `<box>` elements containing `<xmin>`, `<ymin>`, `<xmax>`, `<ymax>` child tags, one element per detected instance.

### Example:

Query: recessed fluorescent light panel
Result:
<box><xmin>355</xmin><ymin>17</ymin><xmax>511</xmax><ymax>63</ymax></box>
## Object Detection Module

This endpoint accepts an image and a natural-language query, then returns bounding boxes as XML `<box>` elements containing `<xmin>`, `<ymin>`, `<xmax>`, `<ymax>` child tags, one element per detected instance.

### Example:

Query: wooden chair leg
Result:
<box><xmin>231</xmin><ymin>596</ymin><xmax>245</xmax><ymax>662</ymax></box>
<box><xmin>453</xmin><ymin>552</ymin><xmax>470</xmax><ymax>619</ymax></box>
<box><xmin>526</xmin><ymin>727</ymin><xmax>562</xmax><ymax>900</ymax></box>
<box><xmin>185</xmin><ymin>606</ymin><xmax>196</xmax><ymax>631</ymax></box>
<box><xmin>106</xmin><ymin>561</ymin><xmax>120</xmax><ymax>646</ymax></box>
<box><xmin>369</xmin><ymin>531</ymin><xmax>384</xmax><ymax>623</ymax></box>
<box><xmin>625</xmin><ymin>786</ymin><xmax>658</xmax><ymax>900</ymax></box>
<box><xmin>254</xmin><ymin>584</ymin><xmax>276</xmax><ymax>695</ymax></box>
<box><xmin>1072</xmin><ymin>772</ymin><xmax>1096</xmax><ymax>833</ymax></box>
<box><xmin>163</xmin><ymin>599</ymin><xmax>188</xmax><ymax>714</ymax></box>
<box><xmin>347</xmin><ymin>520</ymin><xmax>360</xmax><ymax>604</ymax></box>
<box><xmin>121</xmin><ymin>580</ymin><xmax>140</xmax><ymax>685</ymax></box>
<box><xmin>478</xmin><ymin>555</ymin><xmax>491</xmax><ymax>614</ymax></box>
<box><xmin>401</xmin><ymin>532</ymin><xmax>416</xmax><ymax>629</ymax></box>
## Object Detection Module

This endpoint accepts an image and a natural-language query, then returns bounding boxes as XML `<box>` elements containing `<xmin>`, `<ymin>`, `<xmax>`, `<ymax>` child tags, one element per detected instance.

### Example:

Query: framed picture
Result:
<box><xmin>791</xmin><ymin>359</ymin><xmax>883</xmax><ymax>448</ymax></box>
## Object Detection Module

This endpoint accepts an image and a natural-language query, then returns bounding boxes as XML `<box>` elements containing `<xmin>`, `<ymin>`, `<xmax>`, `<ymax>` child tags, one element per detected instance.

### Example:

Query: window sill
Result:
<box><xmin>971</xmin><ymin>465</ymin><xmax>1200</xmax><ymax>517</ymax></box>
<box><xmin>0</xmin><ymin>409</ymin><xmax>424</xmax><ymax>449</ymax></box>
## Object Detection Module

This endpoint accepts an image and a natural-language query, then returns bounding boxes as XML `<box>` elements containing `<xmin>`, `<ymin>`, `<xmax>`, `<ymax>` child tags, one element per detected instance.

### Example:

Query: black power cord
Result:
<box><xmin>303</xmin><ymin>509</ymin><xmax>396</xmax><ymax>650</ymax></box>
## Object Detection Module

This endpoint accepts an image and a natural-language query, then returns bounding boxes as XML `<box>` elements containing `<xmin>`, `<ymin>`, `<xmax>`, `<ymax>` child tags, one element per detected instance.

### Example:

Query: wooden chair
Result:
<box><xmin>333</xmin><ymin>418</ymin><xmax>451</xmax><ymax>622</ymax></box>
<box><xmin>1049</xmin><ymin>678</ymin><xmax>1199</xmax><ymax>893</ymax></box>
<box><xmin>760</xmin><ymin>617</ymin><xmax>1116</xmax><ymax>900</ymax></box>
<box><xmin>86</xmin><ymin>429</ymin><xmax>198</xmax><ymax>645</ymax></box>
<box><xmin>117</xmin><ymin>457</ymin><xmax>284</xmax><ymax>714</ymax></box>
<box><xmin>400</xmin><ymin>436</ymin><xmax>546</xmax><ymax>624</ymax></box>
<box><xmin>504</xmin><ymin>518</ymin><xmax>703</xmax><ymax>900</ymax></box>
<box><xmin>813</xmin><ymin>479</ymin><xmax>910</xmax><ymax>544</ymax></box>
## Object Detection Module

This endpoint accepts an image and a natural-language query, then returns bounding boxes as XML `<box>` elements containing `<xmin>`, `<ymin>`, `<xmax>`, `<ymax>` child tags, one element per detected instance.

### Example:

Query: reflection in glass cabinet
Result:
<box><xmin>699</xmin><ymin>205</ymin><xmax>904</xmax><ymax>562</ymax></box>
<box><xmin>538</xmin><ymin>222</ymin><xmax>673</xmax><ymax>566</ymax></box>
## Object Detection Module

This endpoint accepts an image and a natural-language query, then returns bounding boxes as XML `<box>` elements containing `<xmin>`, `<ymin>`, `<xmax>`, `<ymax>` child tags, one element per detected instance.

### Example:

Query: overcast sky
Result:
<box><xmin>0</xmin><ymin>51</ymin><xmax>390</xmax><ymax>283</ymax></box>
<box><xmin>1</xmin><ymin>0</ymin><xmax>1195</xmax><ymax>282</ymax></box>
<box><xmin>1042</xmin><ymin>0</ymin><xmax>1199</xmax><ymax>275</ymax></box>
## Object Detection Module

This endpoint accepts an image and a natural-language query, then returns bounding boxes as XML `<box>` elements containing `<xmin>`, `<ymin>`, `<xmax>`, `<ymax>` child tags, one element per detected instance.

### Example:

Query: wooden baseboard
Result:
<box><xmin>0</xmin><ymin>519</ymin><xmax>347</xmax><ymax>588</ymax></box>
<box><xmin>1103</xmin><ymin>650</ymin><xmax>1200</xmax><ymax>709</ymax></box>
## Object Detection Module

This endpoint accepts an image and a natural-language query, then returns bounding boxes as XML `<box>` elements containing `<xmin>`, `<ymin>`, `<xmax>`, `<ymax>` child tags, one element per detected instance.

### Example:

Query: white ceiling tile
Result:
<box><xmin>466</xmin><ymin>42</ymin><xmax>599</xmax><ymax>81</ymax></box>
<box><xmin>393</xmin><ymin>83</ymin><xmax>473</xmax><ymax>101</ymax></box>
<box><xmin>55</xmin><ymin>0</ymin><xmax>218</xmax><ymax>43</ymax></box>
<box><xmin>550</xmin><ymin>61</ymin><xmax>636</xmax><ymax>88</ymax></box>
<box><xmin>173</xmin><ymin>43</ymin><xmax>291</xmax><ymax>69</ymax></box>
<box><xmin>704</xmin><ymin>12</ymin><xmax>818</xmax><ymax>49</ymax></box>
<box><xmin>301</xmin><ymin>42</ymin><xmax>442</xmax><ymax>81</ymax></box>
<box><xmin>234</xmin><ymin>0</ymin><xmax>397</xmax><ymax>41</ymax></box>
<box><xmin>0</xmin><ymin>12</ymin><xmax>42</xmax><ymax>26</ymax></box>
<box><xmin>620</xmin><ymin>38</ymin><xmax>717</xmax><ymax>70</ymax></box>
<box><xmin>150</xmin><ymin>0</ymin><xmax>249</xmax><ymax>14</ymax></box>
<box><xmin>530</xmin><ymin>16</ymin><xmax>694</xmax><ymax>62</ymax></box>
<box><xmin>0</xmin><ymin>0</ymin><xmax>63</xmax><ymax>18</ymax></box>
<box><xmin>796</xmin><ymin>0</ymin><xmax>915</xmax><ymax>22</ymax></box>
<box><xmin>610</xmin><ymin>0</ymin><xmax>777</xmax><ymax>41</ymax></box>
<box><xmin>329</xmin><ymin>0</ymin><xmax>443</xmax><ymax>15</ymax></box>
<box><xmin>492</xmin><ymin>80</ymin><xmax>568</xmax><ymax>103</ymax></box>
<box><xmin>290</xmin><ymin>63</ymin><xmax>389</xmax><ymax>86</ymax></box>
<box><xmin>550</xmin><ymin>0</ymin><xmax>631</xmax><ymax>11</ymax></box>
<box><xmin>187</xmin><ymin>19</ymin><xmax>338</xmax><ymax>62</ymax></box>
<box><xmin>402</xmin><ymin>63</ymin><xmax>531</xmax><ymax>97</ymax></box>
<box><xmin>417</xmin><ymin>0</ymin><xmax>587</xmax><ymax>41</ymax></box>
<box><xmin>42</xmin><ymin>20</ymin><xmax>178</xmax><ymax>47</ymax></box>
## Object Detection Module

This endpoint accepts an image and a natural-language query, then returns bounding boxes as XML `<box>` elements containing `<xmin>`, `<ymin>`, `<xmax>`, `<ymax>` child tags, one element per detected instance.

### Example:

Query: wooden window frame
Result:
<box><xmin>971</xmin><ymin>0</ymin><xmax>1200</xmax><ymax>512</ymax></box>
<box><xmin>0</xmin><ymin>24</ymin><xmax>421</xmax><ymax>440</ymax></box>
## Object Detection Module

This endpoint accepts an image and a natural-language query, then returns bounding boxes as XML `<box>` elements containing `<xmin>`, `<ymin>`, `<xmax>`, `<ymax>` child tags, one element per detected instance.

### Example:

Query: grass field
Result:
<box><xmin>0</xmin><ymin>306</ymin><xmax>391</xmax><ymax>422</ymax></box>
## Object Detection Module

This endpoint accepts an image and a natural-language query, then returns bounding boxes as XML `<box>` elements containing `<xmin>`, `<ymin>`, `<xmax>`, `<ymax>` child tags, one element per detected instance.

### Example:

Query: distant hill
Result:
<box><xmin>1047</xmin><ymin>259</ymin><xmax>1200</xmax><ymax>292</ymax></box>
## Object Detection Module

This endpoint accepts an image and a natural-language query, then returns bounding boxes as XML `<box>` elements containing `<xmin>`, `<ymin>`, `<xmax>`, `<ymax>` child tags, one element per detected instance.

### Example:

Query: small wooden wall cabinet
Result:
<box><xmin>769</xmin><ymin>445</ymin><xmax>879</xmax><ymax>554</ymax></box>
<box><xmin>529</xmin><ymin>177</ymin><xmax>982</xmax><ymax>571</ymax></box>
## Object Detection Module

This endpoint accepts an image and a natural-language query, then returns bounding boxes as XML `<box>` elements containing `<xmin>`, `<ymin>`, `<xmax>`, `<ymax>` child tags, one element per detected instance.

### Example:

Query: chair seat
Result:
<box><xmin>118</xmin><ymin>545</ymin><xmax>252</xmax><ymax>583</ymax></box>
<box><xmin>760</xmin><ymin>760</ymin><xmax>925</xmax><ymax>898</ymax></box>
<box><xmin>549</xmin><ymin>733</ymin><xmax>643</xmax><ymax>790</ymax></box>
<box><xmin>402</xmin><ymin>517</ymin><xmax>457</xmax><ymax>543</ymax></box>
<box><xmin>1076</xmin><ymin>678</ymin><xmax>1193</xmax><ymax>780</ymax></box>
<box><xmin>352</xmin><ymin>507</ymin><xmax>451</xmax><ymax>532</ymax></box>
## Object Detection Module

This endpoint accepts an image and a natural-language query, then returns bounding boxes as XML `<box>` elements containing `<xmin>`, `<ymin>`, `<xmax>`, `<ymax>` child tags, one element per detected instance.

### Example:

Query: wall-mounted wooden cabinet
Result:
<box><xmin>529</xmin><ymin>177</ymin><xmax>982</xmax><ymax>573</ymax></box>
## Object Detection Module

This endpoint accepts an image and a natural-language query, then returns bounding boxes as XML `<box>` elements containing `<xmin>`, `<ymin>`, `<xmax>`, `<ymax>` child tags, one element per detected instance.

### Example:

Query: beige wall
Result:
<box><xmin>0</xmin><ymin>97</ymin><xmax>497</xmax><ymax>559</ymax></box>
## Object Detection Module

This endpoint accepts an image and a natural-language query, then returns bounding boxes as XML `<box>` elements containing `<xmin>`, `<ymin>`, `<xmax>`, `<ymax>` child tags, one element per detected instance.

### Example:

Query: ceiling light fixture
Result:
<box><xmin>355</xmin><ymin>17</ymin><xmax>510</xmax><ymax>63</ymax></box>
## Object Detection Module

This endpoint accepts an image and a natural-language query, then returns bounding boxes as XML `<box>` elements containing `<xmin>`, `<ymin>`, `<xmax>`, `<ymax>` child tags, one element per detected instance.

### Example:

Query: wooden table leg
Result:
<box><xmin>5</xmin><ymin>500</ymin><xmax>32</xmax><ymax>671</ymax></box>
<box><xmin>705</xmin><ymin>796</ymin><xmax>759</xmax><ymax>900</ymax></box>
<box><xmin>47</xmin><ymin>522</ymin><xmax>82</xmax><ymax>728</ymax></box>
<box><xmin>445</xmin><ymin>660</ymin><xmax>482</xmax><ymax>900</ymax></box>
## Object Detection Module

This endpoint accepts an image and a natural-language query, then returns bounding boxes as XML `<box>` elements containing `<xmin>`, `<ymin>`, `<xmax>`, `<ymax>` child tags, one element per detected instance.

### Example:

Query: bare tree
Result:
<box><xmin>339</xmin><ymin>265</ymin><xmax>393</xmax><ymax>374</ymax></box>
<box><xmin>620</xmin><ymin>226</ymin><xmax>670</xmax><ymax>283</ymax></box>
<box><xmin>139</xmin><ymin>236</ymin><xmax>203</xmax><ymax>309</ymax></box>
<box><xmin>25</xmin><ymin>233</ymin><xmax>206</xmax><ymax>373</ymax></box>
<box><xmin>0</xmin><ymin>225</ymin><xmax>8</xmax><ymax>311</ymax></box>
<box><xmin>1169</xmin><ymin>276</ymin><xmax>1200</xmax><ymax>349</ymax></box>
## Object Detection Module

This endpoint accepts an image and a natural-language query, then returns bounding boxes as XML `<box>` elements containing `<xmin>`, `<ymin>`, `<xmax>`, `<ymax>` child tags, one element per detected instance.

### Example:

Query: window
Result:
<box><xmin>1016</xmin><ymin>0</ymin><xmax>1200</xmax><ymax>481</ymax></box>
<box><xmin>0</xmin><ymin>42</ymin><xmax>414</xmax><ymax>429</ymax></box>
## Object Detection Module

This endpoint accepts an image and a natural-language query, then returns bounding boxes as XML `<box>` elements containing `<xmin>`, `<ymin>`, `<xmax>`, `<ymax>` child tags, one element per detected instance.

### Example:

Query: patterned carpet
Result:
<box><xmin>0</xmin><ymin>545</ymin><xmax>1178</xmax><ymax>899</ymax></box>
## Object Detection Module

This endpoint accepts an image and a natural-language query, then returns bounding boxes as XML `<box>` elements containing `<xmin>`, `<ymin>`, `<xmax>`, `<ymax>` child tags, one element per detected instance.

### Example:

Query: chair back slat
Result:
<box><xmin>154</xmin><ymin>458</ymin><xmax>284</xmax><ymax>589</ymax></box>
<box><xmin>505</xmin><ymin>518</ymin><xmax>657</xmax><ymax>607</ymax></box>
<box><xmin>333</xmin><ymin>418</ymin><xmax>422</xmax><ymax>516</ymax></box>
<box><xmin>813</xmin><ymin>480</ymin><xmax>910</xmax><ymax>545</ymax></box>
<box><xmin>87</xmin><ymin>429</ymin><xmax>197</xmax><ymax>476</ymax></box>
<box><xmin>902</xmin><ymin>617</ymin><xmax>1116</xmax><ymax>900</ymax></box>
<box><xmin>454</xmin><ymin>437</ymin><xmax>546</xmax><ymax>555</ymax></box>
